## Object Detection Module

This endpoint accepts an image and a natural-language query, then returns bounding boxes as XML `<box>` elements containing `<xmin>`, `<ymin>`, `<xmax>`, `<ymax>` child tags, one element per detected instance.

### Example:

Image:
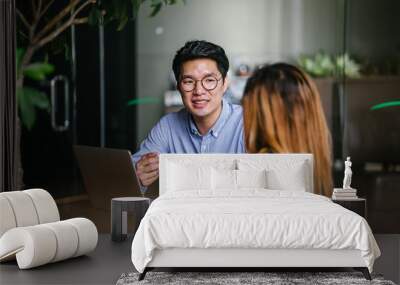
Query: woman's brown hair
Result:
<box><xmin>242</xmin><ymin>63</ymin><xmax>332</xmax><ymax>196</ymax></box>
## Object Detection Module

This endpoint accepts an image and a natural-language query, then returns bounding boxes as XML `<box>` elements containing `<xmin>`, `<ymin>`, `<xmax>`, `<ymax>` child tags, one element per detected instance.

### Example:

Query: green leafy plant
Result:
<box><xmin>335</xmin><ymin>53</ymin><xmax>361</xmax><ymax>78</ymax></box>
<box><xmin>298</xmin><ymin>52</ymin><xmax>335</xmax><ymax>77</ymax></box>
<box><xmin>16</xmin><ymin>48</ymin><xmax>54</xmax><ymax>130</ymax></box>
<box><xmin>16</xmin><ymin>0</ymin><xmax>184</xmax><ymax>129</ymax></box>
<box><xmin>298</xmin><ymin>51</ymin><xmax>361</xmax><ymax>78</ymax></box>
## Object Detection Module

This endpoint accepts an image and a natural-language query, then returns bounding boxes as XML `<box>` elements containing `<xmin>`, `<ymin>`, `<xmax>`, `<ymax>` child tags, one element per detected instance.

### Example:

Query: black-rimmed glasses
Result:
<box><xmin>180</xmin><ymin>75</ymin><xmax>222</xmax><ymax>92</ymax></box>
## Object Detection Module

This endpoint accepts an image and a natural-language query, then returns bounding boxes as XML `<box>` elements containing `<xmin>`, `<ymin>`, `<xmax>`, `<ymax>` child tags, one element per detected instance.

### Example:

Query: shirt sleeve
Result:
<box><xmin>132</xmin><ymin>117</ymin><xmax>170</xmax><ymax>193</ymax></box>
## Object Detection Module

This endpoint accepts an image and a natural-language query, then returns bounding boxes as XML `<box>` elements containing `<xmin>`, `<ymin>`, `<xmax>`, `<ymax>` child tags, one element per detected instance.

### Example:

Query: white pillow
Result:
<box><xmin>167</xmin><ymin>162</ymin><xmax>212</xmax><ymax>191</ymax></box>
<box><xmin>212</xmin><ymin>169</ymin><xmax>237</xmax><ymax>190</ymax></box>
<box><xmin>211</xmin><ymin>169</ymin><xmax>268</xmax><ymax>190</ymax></box>
<box><xmin>237</xmin><ymin>158</ymin><xmax>309</xmax><ymax>191</ymax></box>
<box><xmin>266</xmin><ymin>162</ymin><xmax>307</xmax><ymax>191</ymax></box>
<box><xmin>237</xmin><ymin>169</ymin><xmax>268</xmax><ymax>189</ymax></box>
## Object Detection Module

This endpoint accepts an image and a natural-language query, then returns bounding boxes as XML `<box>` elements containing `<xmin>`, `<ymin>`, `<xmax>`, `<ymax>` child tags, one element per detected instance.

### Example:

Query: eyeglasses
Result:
<box><xmin>180</xmin><ymin>75</ymin><xmax>222</xmax><ymax>92</ymax></box>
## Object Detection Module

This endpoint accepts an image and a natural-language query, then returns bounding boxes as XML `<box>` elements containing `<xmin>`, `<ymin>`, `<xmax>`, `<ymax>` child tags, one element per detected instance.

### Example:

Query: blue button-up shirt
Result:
<box><xmin>132</xmin><ymin>99</ymin><xmax>245</xmax><ymax>164</ymax></box>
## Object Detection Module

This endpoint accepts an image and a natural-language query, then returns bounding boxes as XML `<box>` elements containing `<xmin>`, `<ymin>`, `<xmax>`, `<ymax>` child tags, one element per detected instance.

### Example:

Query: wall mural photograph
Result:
<box><xmin>1</xmin><ymin>0</ymin><xmax>399</xmax><ymax>284</ymax></box>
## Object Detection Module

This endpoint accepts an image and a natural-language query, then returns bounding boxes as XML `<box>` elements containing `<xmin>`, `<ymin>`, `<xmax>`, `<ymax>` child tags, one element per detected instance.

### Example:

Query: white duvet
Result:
<box><xmin>131</xmin><ymin>190</ymin><xmax>380</xmax><ymax>273</ymax></box>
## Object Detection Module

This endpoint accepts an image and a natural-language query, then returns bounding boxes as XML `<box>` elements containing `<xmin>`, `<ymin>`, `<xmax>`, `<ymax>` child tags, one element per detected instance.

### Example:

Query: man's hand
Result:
<box><xmin>136</xmin><ymin>152</ymin><xmax>159</xmax><ymax>187</ymax></box>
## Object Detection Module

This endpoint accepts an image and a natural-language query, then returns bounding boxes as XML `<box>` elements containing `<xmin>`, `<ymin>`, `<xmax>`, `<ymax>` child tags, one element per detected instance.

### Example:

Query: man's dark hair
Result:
<box><xmin>172</xmin><ymin>40</ymin><xmax>229</xmax><ymax>81</ymax></box>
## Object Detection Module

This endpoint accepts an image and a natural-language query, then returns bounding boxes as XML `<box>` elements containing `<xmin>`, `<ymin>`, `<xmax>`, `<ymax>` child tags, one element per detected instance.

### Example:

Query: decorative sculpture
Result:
<box><xmin>342</xmin><ymin>156</ymin><xmax>353</xmax><ymax>189</ymax></box>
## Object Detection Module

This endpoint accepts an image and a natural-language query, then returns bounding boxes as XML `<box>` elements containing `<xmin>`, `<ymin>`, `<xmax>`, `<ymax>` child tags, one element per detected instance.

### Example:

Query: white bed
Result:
<box><xmin>131</xmin><ymin>154</ymin><xmax>380</xmax><ymax>280</ymax></box>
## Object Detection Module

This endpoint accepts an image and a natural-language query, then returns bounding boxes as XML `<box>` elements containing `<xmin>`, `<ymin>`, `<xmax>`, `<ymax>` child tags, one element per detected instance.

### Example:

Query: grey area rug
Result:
<box><xmin>116</xmin><ymin>272</ymin><xmax>396</xmax><ymax>285</ymax></box>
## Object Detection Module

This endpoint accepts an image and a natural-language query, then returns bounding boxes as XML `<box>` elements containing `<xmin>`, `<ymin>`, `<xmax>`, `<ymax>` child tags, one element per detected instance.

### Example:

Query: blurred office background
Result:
<box><xmin>5</xmin><ymin>0</ymin><xmax>399</xmax><ymax>281</ymax></box>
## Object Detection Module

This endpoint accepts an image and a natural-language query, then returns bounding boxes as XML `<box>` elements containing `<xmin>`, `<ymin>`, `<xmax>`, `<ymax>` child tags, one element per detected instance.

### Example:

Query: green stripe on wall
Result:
<box><xmin>127</xmin><ymin>97</ymin><xmax>161</xmax><ymax>106</ymax></box>
<box><xmin>370</xmin><ymin>101</ymin><xmax>400</xmax><ymax>111</ymax></box>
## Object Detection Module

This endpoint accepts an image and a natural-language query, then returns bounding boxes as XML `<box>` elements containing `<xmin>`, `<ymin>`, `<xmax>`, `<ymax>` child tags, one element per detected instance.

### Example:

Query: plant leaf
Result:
<box><xmin>24</xmin><ymin>87</ymin><xmax>50</xmax><ymax>111</ymax></box>
<box><xmin>297</xmin><ymin>53</ymin><xmax>334</xmax><ymax>77</ymax></box>
<box><xmin>23</xmin><ymin>63</ymin><xmax>55</xmax><ymax>81</ymax></box>
<box><xmin>113</xmin><ymin>0</ymin><xmax>130</xmax><ymax>30</ymax></box>
<box><xmin>336</xmin><ymin>53</ymin><xmax>361</xmax><ymax>78</ymax></box>
<box><xmin>117</xmin><ymin>15</ymin><xmax>129</xmax><ymax>31</ymax></box>
<box><xmin>101</xmin><ymin>0</ymin><xmax>183</xmax><ymax>28</ymax></box>
<box><xmin>149</xmin><ymin>2</ymin><xmax>162</xmax><ymax>17</ymax></box>
<box><xmin>131</xmin><ymin>0</ymin><xmax>142</xmax><ymax>19</ymax></box>
<box><xmin>17</xmin><ymin>87</ymin><xmax>36</xmax><ymax>130</ymax></box>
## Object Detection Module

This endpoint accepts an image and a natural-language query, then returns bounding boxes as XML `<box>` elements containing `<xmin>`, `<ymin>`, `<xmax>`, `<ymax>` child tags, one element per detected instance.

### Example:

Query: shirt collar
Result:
<box><xmin>188</xmin><ymin>99</ymin><xmax>230</xmax><ymax>138</ymax></box>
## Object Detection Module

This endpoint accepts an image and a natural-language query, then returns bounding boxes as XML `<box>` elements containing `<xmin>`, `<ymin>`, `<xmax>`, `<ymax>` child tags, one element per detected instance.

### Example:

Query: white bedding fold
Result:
<box><xmin>131</xmin><ymin>190</ymin><xmax>380</xmax><ymax>273</ymax></box>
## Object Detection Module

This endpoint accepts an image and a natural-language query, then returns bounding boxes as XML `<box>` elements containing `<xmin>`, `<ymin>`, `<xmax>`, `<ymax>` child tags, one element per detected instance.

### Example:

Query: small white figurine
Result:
<box><xmin>342</xmin><ymin>156</ymin><xmax>353</xmax><ymax>189</ymax></box>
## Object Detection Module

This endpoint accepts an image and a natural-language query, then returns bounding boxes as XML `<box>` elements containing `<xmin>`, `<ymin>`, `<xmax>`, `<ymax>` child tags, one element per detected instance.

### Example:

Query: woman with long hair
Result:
<box><xmin>242</xmin><ymin>63</ymin><xmax>332</xmax><ymax>196</ymax></box>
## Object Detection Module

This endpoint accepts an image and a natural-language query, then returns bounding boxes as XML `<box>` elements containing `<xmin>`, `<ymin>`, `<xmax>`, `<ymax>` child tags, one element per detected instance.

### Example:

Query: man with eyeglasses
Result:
<box><xmin>132</xmin><ymin>40</ymin><xmax>244</xmax><ymax>191</ymax></box>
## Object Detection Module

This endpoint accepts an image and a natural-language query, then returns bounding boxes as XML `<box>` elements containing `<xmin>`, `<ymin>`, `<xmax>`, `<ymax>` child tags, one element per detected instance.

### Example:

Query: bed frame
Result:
<box><xmin>138</xmin><ymin>154</ymin><xmax>372</xmax><ymax>281</ymax></box>
<box><xmin>139</xmin><ymin>248</ymin><xmax>370</xmax><ymax>280</ymax></box>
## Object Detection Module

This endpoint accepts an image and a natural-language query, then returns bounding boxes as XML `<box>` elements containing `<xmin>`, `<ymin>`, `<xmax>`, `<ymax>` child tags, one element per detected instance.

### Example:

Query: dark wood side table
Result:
<box><xmin>332</xmin><ymin>198</ymin><xmax>367</xmax><ymax>219</ymax></box>
<box><xmin>111</xmin><ymin>197</ymin><xmax>151</xmax><ymax>242</ymax></box>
